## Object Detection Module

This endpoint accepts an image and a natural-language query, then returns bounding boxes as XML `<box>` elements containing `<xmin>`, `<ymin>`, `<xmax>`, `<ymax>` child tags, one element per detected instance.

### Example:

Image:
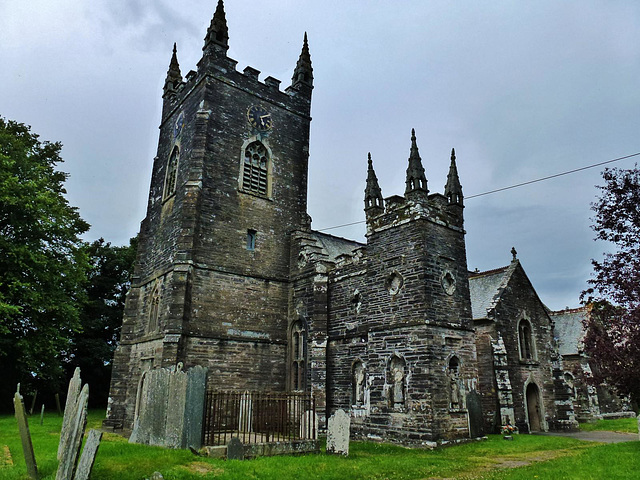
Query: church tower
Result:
<box><xmin>326</xmin><ymin>132</ymin><xmax>479</xmax><ymax>443</ymax></box>
<box><xmin>106</xmin><ymin>1</ymin><xmax>313</xmax><ymax>429</ymax></box>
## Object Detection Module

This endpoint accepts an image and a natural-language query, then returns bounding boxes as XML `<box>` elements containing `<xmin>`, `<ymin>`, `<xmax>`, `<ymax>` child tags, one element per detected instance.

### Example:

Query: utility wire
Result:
<box><xmin>466</xmin><ymin>152</ymin><xmax>640</xmax><ymax>199</ymax></box>
<box><xmin>317</xmin><ymin>151</ymin><xmax>640</xmax><ymax>233</ymax></box>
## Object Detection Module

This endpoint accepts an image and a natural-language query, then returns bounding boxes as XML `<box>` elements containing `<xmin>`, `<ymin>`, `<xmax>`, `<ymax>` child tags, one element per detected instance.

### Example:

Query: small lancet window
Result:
<box><xmin>518</xmin><ymin>319</ymin><xmax>535</xmax><ymax>360</ymax></box>
<box><xmin>247</xmin><ymin>229</ymin><xmax>256</xmax><ymax>251</ymax></box>
<box><xmin>163</xmin><ymin>147</ymin><xmax>179</xmax><ymax>200</ymax></box>
<box><xmin>290</xmin><ymin>321</ymin><xmax>306</xmax><ymax>391</ymax></box>
<box><xmin>242</xmin><ymin>141</ymin><xmax>269</xmax><ymax>196</ymax></box>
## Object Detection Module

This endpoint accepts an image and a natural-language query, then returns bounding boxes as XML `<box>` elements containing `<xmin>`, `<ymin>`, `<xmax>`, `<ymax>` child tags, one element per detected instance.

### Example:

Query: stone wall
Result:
<box><xmin>475</xmin><ymin>262</ymin><xmax>577</xmax><ymax>433</ymax></box>
<box><xmin>326</xmin><ymin>191</ymin><xmax>479</xmax><ymax>444</ymax></box>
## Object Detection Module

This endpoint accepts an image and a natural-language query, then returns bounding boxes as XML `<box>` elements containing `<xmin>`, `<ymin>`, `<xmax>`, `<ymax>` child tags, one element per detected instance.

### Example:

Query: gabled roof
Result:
<box><xmin>550</xmin><ymin>307</ymin><xmax>587</xmax><ymax>356</ymax></box>
<box><xmin>468</xmin><ymin>264</ymin><xmax>514</xmax><ymax>320</ymax></box>
<box><xmin>309</xmin><ymin>230</ymin><xmax>364</xmax><ymax>262</ymax></box>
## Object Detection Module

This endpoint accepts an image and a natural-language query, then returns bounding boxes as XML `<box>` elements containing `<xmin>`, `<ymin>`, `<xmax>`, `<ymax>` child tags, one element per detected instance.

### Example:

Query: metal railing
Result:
<box><xmin>202</xmin><ymin>391</ymin><xmax>316</xmax><ymax>446</ymax></box>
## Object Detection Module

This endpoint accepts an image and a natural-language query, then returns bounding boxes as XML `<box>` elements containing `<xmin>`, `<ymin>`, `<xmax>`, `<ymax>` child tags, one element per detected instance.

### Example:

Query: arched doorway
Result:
<box><xmin>526</xmin><ymin>382</ymin><xmax>542</xmax><ymax>432</ymax></box>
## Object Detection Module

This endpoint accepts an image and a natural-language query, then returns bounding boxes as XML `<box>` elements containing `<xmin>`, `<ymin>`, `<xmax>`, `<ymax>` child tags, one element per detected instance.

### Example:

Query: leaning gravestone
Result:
<box><xmin>56</xmin><ymin>384</ymin><xmax>89</xmax><ymax>480</ymax></box>
<box><xmin>55</xmin><ymin>370</ymin><xmax>102</xmax><ymax>480</ymax></box>
<box><xmin>13</xmin><ymin>390</ymin><xmax>38</xmax><ymax>479</ymax></box>
<box><xmin>58</xmin><ymin>368</ymin><xmax>81</xmax><ymax>460</ymax></box>
<box><xmin>73</xmin><ymin>429</ymin><xmax>103</xmax><ymax>480</ymax></box>
<box><xmin>227</xmin><ymin>437</ymin><xmax>244</xmax><ymax>460</ymax></box>
<box><xmin>326</xmin><ymin>409</ymin><xmax>350</xmax><ymax>456</ymax></box>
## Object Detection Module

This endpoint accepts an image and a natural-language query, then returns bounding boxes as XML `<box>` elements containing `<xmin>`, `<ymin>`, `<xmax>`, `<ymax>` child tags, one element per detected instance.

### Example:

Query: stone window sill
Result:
<box><xmin>519</xmin><ymin>359</ymin><xmax>539</xmax><ymax>366</ymax></box>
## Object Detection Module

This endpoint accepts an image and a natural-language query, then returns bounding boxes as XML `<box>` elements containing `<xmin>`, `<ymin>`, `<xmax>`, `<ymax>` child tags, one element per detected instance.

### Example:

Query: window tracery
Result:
<box><xmin>290</xmin><ymin>320</ymin><xmax>306</xmax><ymax>391</ymax></box>
<box><xmin>242</xmin><ymin>141</ymin><xmax>269</xmax><ymax>196</ymax></box>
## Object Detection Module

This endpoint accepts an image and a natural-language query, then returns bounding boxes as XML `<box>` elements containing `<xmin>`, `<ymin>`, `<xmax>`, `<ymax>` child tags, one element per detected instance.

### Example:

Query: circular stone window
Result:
<box><xmin>385</xmin><ymin>272</ymin><xmax>404</xmax><ymax>295</ymax></box>
<box><xmin>441</xmin><ymin>270</ymin><xmax>456</xmax><ymax>295</ymax></box>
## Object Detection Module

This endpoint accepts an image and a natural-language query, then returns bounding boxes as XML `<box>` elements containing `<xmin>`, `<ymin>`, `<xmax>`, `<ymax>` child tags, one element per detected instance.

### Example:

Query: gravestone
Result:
<box><xmin>56</xmin><ymin>384</ymin><xmax>89</xmax><ymax>480</ymax></box>
<box><xmin>466</xmin><ymin>390</ymin><xmax>484</xmax><ymax>438</ymax></box>
<box><xmin>58</xmin><ymin>368</ymin><xmax>82</xmax><ymax>460</ymax></box>
<box><xmin>130</xmin><ymin>365</ymin><xmax>208</xmax><ymax>449</ymax></box>
<box><xmin>183</xmin><ymin>365</ymin><xmax>208</xmax><ymax>449</ymax></box>
<box><xmin>73</xmin><ymin>429</ymin><xmax>102</xmax><ymax>480</ymax></box>
<box><xmin>326</xmin><ymin>409</ymin><xmax>350</xmax><ymax>456</ymax></box>
<box><xmin>299</xmin><ymin>410</ymin><xmax>318</xmax><ymax>439</ymax></box>
<box><xmin>227</xmin><ymin>437</ymin><xmax>244</xmax><ymax>460</ymax></box>
<box><xmin>13</xmin><ymin>391</ymin><xmax>38</xmax><ymax>479</ymax></box>
<box><xmin>238</xmin><ymin>391</ymin><xmax>253</xmax><ymax>433</ymax></box>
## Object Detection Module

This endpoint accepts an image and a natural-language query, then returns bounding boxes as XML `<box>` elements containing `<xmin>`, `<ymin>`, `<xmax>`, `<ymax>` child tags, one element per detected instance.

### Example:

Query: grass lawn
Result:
<box><xmin>578</xmin><ymin>417</ymin><xmax>637</xmax><ymax>434</ymax></box>
<box><xmin>0</xmin><ymin>410</ymin><xmax>639</xmax><ymax>479</ymax></box>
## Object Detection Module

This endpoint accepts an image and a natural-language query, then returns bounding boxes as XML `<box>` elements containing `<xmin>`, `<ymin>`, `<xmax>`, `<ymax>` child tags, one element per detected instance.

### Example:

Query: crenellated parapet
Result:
<box><xmin>161</xmin><ymin>3</ymin><xmax>312</xmax><ymax>125</ymax></box>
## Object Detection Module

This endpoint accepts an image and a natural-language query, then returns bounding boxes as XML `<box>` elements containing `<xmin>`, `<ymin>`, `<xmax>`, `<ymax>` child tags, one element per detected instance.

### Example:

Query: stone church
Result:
<box><xmin>105</xmin><ymin>1</ymin><xmax>582</xmax><ymax>444</ymax></box>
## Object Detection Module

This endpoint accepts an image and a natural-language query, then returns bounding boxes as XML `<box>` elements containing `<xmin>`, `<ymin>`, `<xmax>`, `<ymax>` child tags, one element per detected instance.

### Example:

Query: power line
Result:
<box><xmin>466</xmin><ymin>152</ymin><xmax>640</xmax><ymax>199</ymax></box>
<box><xmin>317</xmin><ymin>151</ymin><xmax>640</xmax><ymax>233</ymax></box>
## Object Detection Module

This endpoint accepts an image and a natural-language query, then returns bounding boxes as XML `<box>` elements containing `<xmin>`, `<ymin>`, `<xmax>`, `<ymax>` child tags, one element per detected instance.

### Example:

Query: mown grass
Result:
<box><xmin>1</xmin><ymin>411</ymin><xmax>639</xmax><ymax>479</ymax></box>
<box><xmin>579</xmin><ymin>417</ymin><xmax>637</xmax><ymax>434</ymax></box>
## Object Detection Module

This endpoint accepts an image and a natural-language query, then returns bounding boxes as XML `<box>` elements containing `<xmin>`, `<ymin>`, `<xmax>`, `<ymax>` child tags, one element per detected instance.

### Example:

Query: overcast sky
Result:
<box><xmin>2</xmin><ymin>1</ymin><xmax>639</xmax><ymax>311</ymax></box>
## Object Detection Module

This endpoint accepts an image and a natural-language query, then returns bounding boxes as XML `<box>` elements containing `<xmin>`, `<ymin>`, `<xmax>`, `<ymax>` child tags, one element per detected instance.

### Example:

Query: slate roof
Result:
<box><xmin>468</xmin><ymin>265</ymin><xmax>512</xmax><ymax>320</ymax></box>
<box><xmin>550</xmin><ymin>307</ymin><xmax>587</xmax><ymax>356</ymax></box>
<box><xmin>310</xmin><ymin>231</ymin><xmax>364</xmax><ymax>262</ymax></box>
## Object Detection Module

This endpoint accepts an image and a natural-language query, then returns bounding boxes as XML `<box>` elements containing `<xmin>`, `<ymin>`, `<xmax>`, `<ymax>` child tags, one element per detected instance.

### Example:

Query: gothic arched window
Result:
<box><xmin>241</xmin><ymin>141</ymin><xmax>269</xmax><ymax>196</ymax></box>
<box><xmin>290</xmin><ymin>320</ymin><xmax>306</xmax><ymax>391</ymax></box>
<box><xmin>518</xmin><ymin>319</ymin><xmax>536</xmax><ymax>360</ymax></box>
<box><xmin>163</xmin><ymin>147</ymin><xmax>179</xmax><ymax>200</ymax></box>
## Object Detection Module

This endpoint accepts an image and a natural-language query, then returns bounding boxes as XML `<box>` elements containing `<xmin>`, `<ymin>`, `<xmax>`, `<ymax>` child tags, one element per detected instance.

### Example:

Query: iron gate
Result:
<box><xmin>202</xmin><ymin>391</ymin><xmax>316</xmax><ymax>446</ymax></box>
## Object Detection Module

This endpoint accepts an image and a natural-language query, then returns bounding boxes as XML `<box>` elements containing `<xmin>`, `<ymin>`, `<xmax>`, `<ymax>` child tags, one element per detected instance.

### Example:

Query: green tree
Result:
<box><xmin>0</xmin><ymin>118</ymin><xmax>89</xmax><ymax>408</ymax></box>
<box><xmin>582</xmin><ymin>166</ymin><xmax>640</xmax><ymax>409</ymax></box>
<box><xmin>65</xmin><ymin>237</ymin><xmax>137</xmax><ymax>407</ymax></box>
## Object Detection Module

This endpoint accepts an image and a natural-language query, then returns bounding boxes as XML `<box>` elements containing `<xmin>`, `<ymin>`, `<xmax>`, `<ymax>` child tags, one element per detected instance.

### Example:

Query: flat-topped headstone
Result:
<box><xmin>326</xmin><ymin>409</ymin><xmax>350</xmax><ymax>456</ymax></box>
<box><xmin>227</xmin><ymin>437</ymin><xmax>244</xmax><ymax>460</ymax></box>
<box><xmin>130</xmin><ymin>365</ymin><xmax>208</xmax><ymax>449</ymax></box>
<box><xmin>300</xmin><ymin>410</ymin><xmax>318</xmax><ymax>439</ymax></box>
<box><xmin>183</xmin><ymin>365</ymin><xmax>208</xmax><ymax>449</ymax></box>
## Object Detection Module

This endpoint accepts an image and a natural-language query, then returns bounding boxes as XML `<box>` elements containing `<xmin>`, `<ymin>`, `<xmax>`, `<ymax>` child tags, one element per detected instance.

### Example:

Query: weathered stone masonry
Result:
<box><xmin>106</xmin><ymin>1</ymin><xmax>312</xmax><ymax>429</ymax></box>
<box><xmin>106</xmin><ymin>1</ymin><xmax>580</xmax><ymax>443</ymax></box>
